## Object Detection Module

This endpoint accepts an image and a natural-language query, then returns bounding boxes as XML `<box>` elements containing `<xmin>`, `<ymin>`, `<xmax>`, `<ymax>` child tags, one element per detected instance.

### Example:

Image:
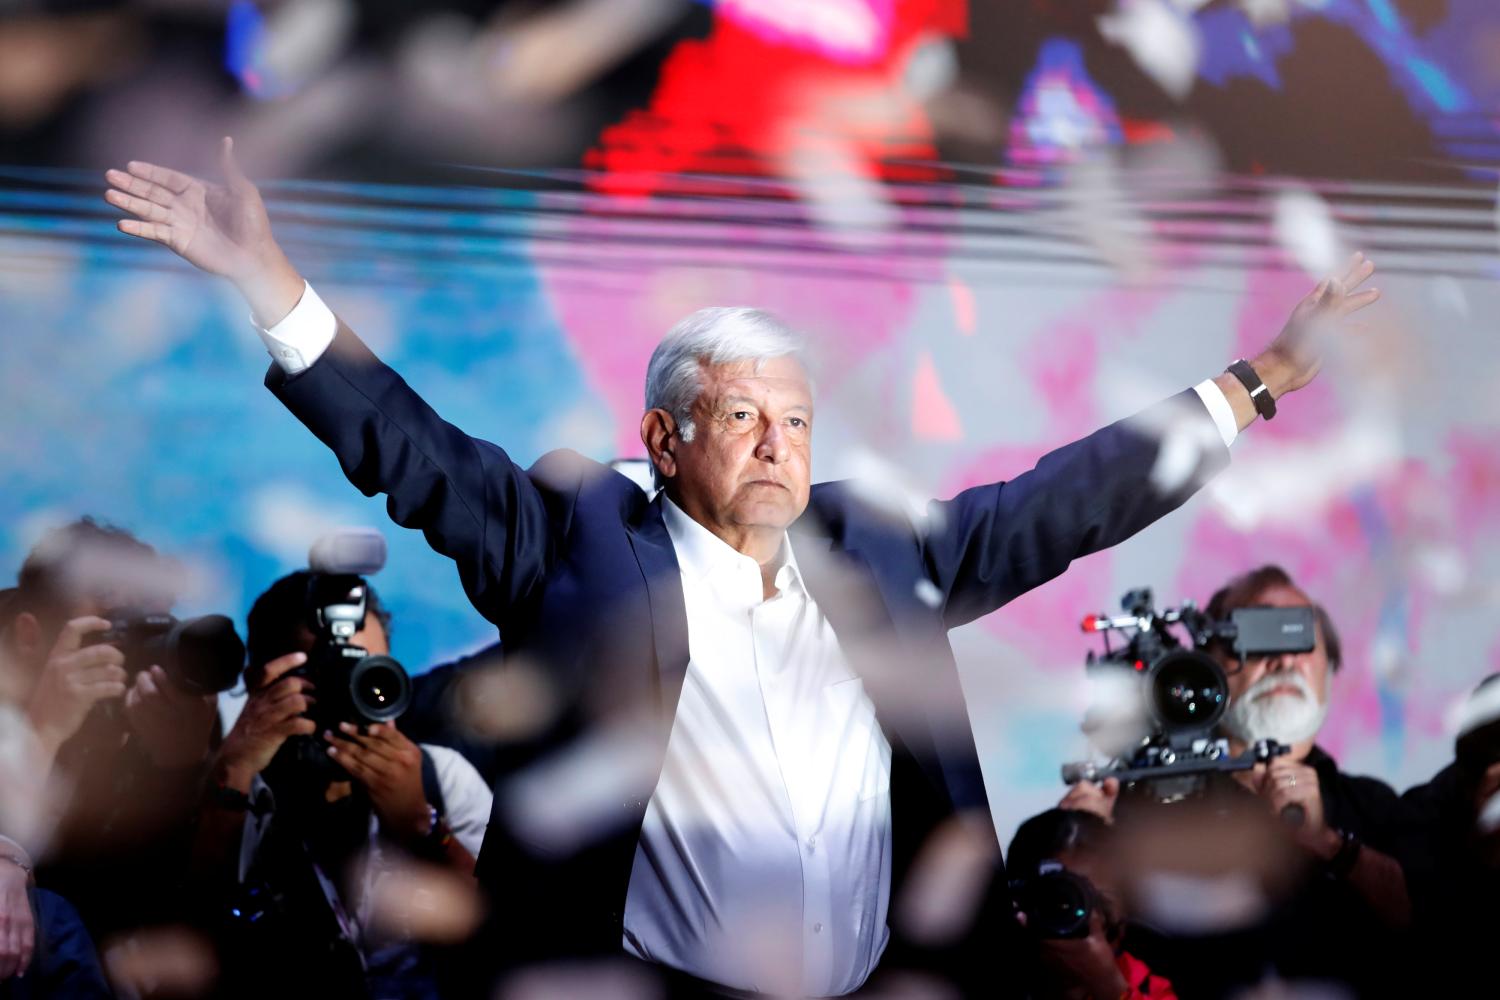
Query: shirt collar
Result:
<box><xmin>659</xmin><ymin>495</ymin><xmax>806</xmax><ymax>597</ymax></box>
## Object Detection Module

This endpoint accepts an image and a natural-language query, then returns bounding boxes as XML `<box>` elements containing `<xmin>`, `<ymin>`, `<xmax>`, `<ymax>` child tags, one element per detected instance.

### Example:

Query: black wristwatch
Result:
<box><xmin>1226</xmin><ymin>359</ymin><xmax>1277</xmax><ymax>421</ymax></box>
<box><xmin>1324</xmin><ymin>827</ymin><xmax>1362</xmax><ymax>880</ymax></box>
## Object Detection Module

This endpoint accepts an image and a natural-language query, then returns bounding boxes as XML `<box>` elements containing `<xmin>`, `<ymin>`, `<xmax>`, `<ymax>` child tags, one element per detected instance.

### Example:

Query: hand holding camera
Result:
<box><xmin>324</xmin><ymin>720</ymin><xmax>431</xmax><ymax>844</ymax></box>
<box><xmin>123</xmin><ymin>663</ymin><xmax>220</xmax><ymax>769</ymax></box>
<box><xmin>24</xmin><ymin>616</ymin><xmax>128</xmax><ymax>757</ymax></box>
<box><xmin>215</xmin><ymin>651</ymin><xmax>319</xmax><ymax>793</ymax></box>
<box><xmin>1254</xmin><ymin>756</ymin><xmax>1334</xmax><ymax>856</ymax></box>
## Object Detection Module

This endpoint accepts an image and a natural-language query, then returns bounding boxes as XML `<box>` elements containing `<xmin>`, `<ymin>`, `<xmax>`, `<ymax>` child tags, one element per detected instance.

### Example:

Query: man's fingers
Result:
<box><xmin>105</xmin><ymin>168</ymin><xmax>177</xmax><ymax>208</ymax></box>
<box><xmin>117</xmin><ymin>218</ymin><xmax>174</xmax><ymax>245</ymax></box>
<box><xmin>16</xmin><ymin>918</ymin><xmax>33</xmax><ymax>977</ymax></box>
<box><xmin>258</xmin><ymin>652</ymin><xmax>308</xmax><ymax>688</ymax></box>
<box><xmin>60</xmin><ymin>642</ymin><xmax>125</xmax><ymax>675</ymax></box>
<box><xmin>220</xmin><ymin>136</ymin><xmax>251</xmax><ymax>191</ymax></box>
<box><xmin>105</xmin><ymin>187</ymin><xmax>173</xmax><ymax>225</ymax></box>
<box><xmin>127</xmin><ymin>159</ymin><xmax>195</xmax><ymax>195</ymax></box>
<box><xmin>1334</xmin><ymin>287</ymin><xmax>1381</xmax><ymax>316</ymax></box>
<box><xmin>326</xmin><ymin>742</ymin><xmax>376</xmax><ymax>782</ymax></box>
<box><xmin>1339</xmin><ymin>252</ymin><xmax>1375</xmax><ymax>290</ymax></box>
<box><xmin>48</xmin><ymin>616</ymin><xmax>113</xmax><ymax>659</ymax></box>
<box><xmin>286</xmin><ymin>717</ymin><xmax>318</xmax><ymax>738</ymax></box>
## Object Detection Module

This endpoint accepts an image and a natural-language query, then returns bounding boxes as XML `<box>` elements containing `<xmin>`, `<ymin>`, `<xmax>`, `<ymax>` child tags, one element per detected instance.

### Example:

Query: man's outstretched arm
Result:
<box><xmin>105</xmin><ymin>141</ymin><xmax>554</xmax><ymax>624</ymax></box>
<box><xmin>927</xmin><ymin>257</ymin><xmax>1381</xmax><ymax>627</ymax></box>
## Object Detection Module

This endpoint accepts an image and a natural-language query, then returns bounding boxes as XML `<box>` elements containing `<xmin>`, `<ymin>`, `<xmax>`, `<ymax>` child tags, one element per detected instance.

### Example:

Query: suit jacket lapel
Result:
<box><xmin>625</xmin><ymin>495</ymin><xmax>691</xmax><ymax>723</ymax></box>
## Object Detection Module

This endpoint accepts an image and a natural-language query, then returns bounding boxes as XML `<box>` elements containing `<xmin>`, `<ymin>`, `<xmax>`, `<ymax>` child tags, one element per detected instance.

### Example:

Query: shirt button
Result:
<box><xmin>806</xmin><ymin>835</ymin><xmax>817</xmax><ymax>851</ymax></box>
<box><xmin>813</xmin><ymin>923</ymin><xmax>823</xmax><ymax>934</ymax></box>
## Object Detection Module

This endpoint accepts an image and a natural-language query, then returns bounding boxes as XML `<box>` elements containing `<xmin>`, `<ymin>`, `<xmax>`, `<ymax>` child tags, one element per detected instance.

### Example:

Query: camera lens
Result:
<box><xmin>171</xmin><ymin>615</ymin><xmax>247</xmax><ymax>694</ymax></box>
<box><xmin>348</xmin><ymin>654</ymin><xmax>411</xmax><ymax>722</ymax></box>
<box><xmin>1150</xmin><ymin>650</ymin><xmax>1227</xmax><ymax>732</ymax></box>
<box><xmin>1017</xmin><ymin>870</ymin><xmax>1093</xmax><ymax>939</ymax></box>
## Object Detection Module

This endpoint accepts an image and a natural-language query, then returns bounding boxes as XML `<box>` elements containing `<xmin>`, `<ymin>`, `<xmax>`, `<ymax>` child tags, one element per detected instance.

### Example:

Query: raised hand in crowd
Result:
<box><xmin>24</xmin><ymin>617</ymin><xmax>126</xmax><ymax>769</ymax></box>
<box><xmin>213</xmin><ymin>652</ymin><xmax>317</xmax><ymax>793</ymax></box>
<box><xmin>105</xmin><ymin>139</ymin><xmax>304</xmax><ymax>328</ymax></box>
<box><xmin>1210</xmin><ymin>252</ymin><xmax>1380</xmax><ymax>432</ymax></box>
<box><xmin>123</xmin><ymin>664</ymin><xmax>218</xmax><ymax>769</ymax></box>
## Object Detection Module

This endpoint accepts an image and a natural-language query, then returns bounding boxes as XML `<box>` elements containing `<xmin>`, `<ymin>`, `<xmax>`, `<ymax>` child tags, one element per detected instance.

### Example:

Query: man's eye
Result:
<box><xmin>731</xmin><ymin>411</ymin><xmax>752</xmax><ymax>421</ymax></box>
<box><xmin>788</xmin><ymin>417</ymin><xmax>806</xmax><ymax>429</ymax></box>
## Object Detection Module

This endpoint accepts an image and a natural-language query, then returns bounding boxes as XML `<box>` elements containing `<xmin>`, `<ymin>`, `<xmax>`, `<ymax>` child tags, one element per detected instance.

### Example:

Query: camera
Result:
<box><xmin>1061</xmin><ymin>588</ymin><xmax>1316</xmax><ymax>804</ymax></box>
<box><xmin>1010</xmin><ymin>861</ymin><xmax>1098</xmax><ymax>939</ymax></box>
<box><xmin>86</xmin><ymin>611</ymin><xmax>244</xmax><ymax>695</ymax></box>
<box><xmin>295</xmin><ymin>571</ymin><xmax>411</xmax><ymax>728</ymax></box>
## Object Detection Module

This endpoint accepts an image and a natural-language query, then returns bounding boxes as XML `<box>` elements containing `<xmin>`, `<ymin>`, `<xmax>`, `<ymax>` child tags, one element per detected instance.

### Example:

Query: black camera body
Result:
<box><xmin>86</xmin><ymin>611</ymin><xmax>244</xmax><ymax>695</ymax></box>
<box><xmin>1011</xmin><ymin>861</ymin><xmax>1098</xmax><ymax>939</ymax></box>
<box><xmin>1062</xmin><ymin>588</ymin><xmax>1316</xmax><ymax>804</ymax></box>
<box><xmin>293</xmin><ymin>572</ymin><xmax>411</xmax><ymax>730</ymax></box>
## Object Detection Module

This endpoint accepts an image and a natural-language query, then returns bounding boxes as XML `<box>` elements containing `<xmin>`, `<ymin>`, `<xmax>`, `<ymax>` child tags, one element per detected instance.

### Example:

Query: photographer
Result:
<box><xmin>1397</xmin><ymin>673</ymin><xmax>1500</xmax><ymax>995</ymax></box>
<box><xmin>1009</xmin><ymin>808</ymin><xmax>1176</xmax><ymax>1000</ymax></box>
<box><xmin>1072</xmin><ymin>567</ymin><xmax>1412</xmax><ymax>997</ymax></box>
<box><xmin>197</xmin><ymin>570</ymin><xmax>491</xmax><ymax>999</ymax></box>
<box><xmin>0</xmin><ymin>518</ymin><xmax>222</xmax><ymax>944</ymax></box>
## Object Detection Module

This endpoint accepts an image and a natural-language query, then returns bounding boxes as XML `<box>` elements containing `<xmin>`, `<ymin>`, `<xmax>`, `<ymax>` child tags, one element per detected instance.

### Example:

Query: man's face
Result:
<box><xmin>1219</xmin><ymin>583</ymin><xmax>1332</xmax><ymax>745</ymax></box>
<box><xmin>671</xmin><ymin>355</ymin><xmax>814</xmax><ymax>536</ymax></box>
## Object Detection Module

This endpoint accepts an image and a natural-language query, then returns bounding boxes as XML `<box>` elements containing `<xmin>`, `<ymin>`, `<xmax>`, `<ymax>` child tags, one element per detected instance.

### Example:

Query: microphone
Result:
<box><xmin>309</xmin><ymin>528</ymin><xmax>387</xmax><ymax>576</ymax></box>
<box><xmin>1280</xmin><ymin>803</ymin><xmax>1306</xmax><ymax>828</ymax></box>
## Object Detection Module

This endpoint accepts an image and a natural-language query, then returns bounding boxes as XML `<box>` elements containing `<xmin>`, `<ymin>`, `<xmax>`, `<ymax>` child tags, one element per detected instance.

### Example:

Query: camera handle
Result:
<box><xmin>1061</xmin><ymin>738</ymin><xmax>1291</xmax><ymax>786</ymax></box>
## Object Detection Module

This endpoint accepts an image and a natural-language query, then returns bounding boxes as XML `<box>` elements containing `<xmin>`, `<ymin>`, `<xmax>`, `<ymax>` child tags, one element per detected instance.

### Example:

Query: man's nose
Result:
<box><xmin>755</xmin><ymin>421</ymin><xmax>789</xmax><ymax>463</ymax></box>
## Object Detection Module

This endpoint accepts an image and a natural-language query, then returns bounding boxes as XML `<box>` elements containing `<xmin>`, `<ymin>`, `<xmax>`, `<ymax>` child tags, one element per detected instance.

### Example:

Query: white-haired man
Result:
<box><xmin>104</xmin><ymin>144</ymin><xmax>1380</xmax><ymax>997</ymax></box>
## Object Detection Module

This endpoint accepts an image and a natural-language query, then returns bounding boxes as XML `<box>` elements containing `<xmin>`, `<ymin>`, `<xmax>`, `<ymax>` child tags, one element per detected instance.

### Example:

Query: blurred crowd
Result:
<box><xmin>0</xmin><ymin>516</ymin><xmax>1496</xmax><ymax>999</ymax></box>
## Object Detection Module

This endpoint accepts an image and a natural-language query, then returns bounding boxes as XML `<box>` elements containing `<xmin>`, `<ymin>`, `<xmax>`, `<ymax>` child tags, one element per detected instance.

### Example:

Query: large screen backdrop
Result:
<box><xmin>2</xmin><ymin>0</ymin><xmax>1498</xmax><ymax>841</ymax></box>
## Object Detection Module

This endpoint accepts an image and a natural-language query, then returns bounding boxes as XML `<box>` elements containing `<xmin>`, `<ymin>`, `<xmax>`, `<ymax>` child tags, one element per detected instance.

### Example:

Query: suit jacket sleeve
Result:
<box><xmin>924</xmin><ymin>390</ymin><xmax>1229</xmax><ymax>628</ymax></box>
<box><xmin>265</xmin><ymin>322</ymin><xmax>551</xmax><ymax>626</ymax></box>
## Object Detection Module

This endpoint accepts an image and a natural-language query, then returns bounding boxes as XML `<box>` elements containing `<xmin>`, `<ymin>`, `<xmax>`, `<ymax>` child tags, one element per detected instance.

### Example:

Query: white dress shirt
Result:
<box><xmin>253</xmin><ymin>283</ymin><xmax>1243</xmax><ymax>995</ymax></box>
<box><xmin>621</xmin><ymin>497</ymin><xmax>893</xmax><ymax>996</ymax></box>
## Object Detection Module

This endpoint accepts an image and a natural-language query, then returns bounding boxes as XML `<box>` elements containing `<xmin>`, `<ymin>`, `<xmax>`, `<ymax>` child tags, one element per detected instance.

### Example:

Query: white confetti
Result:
<box><xmin>1097</xmin><ymin>0</ymin><xmax>1201</xmax><ymax>101</ymax></box>
<box><xmin>1273</xmin><ymin>187</ymin><xmax>1344</xmax><ymax>278</ymax></box>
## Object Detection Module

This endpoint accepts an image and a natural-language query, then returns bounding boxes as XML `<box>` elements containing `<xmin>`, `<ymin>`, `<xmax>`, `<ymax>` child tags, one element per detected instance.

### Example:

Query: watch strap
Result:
<box><xmin>1227</xmin><ymin>359</ymin><xmax>1277</xmax><ymax>421</ymax></box>
<box><xmin>1324</xmin><ymin>827</ymin><xmax>1362</xmax><ymax>879</ymax></box>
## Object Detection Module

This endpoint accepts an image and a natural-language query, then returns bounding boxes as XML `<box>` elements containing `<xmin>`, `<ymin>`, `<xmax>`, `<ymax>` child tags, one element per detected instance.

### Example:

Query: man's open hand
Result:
<box><xmin>105</xmin><ymin>138</ymin><xmax>304</xmax><ymax>325</ymax></box>
<box><xmin>1256</xmin><ymin>252</ymin><xmax>1381</xmax><ymax>398</ymax></box>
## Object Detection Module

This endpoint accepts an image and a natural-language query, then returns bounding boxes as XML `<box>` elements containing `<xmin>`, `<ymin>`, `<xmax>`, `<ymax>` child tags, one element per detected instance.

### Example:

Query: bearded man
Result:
<box><xmin>1171</xmin><ymin>566</ymin><xmax>1415</xmax><ymax>998</ymax></box>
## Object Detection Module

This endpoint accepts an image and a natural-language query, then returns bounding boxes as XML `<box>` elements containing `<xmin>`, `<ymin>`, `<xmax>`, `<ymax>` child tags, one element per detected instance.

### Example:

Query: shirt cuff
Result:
<box><xmin>253</xmin><ymin>281</ymin><xmax>336</xmax><ymax>375</ymax></box>
<box><xmin>1192</xmin><ymin>379</ymin><xmax>1239</xmax><ymax>449</ymax></box>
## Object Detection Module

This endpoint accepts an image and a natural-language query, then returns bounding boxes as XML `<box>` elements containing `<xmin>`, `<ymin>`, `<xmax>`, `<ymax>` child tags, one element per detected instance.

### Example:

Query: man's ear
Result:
<box><xmin>11</xmin><ymin>612</ymin><xmax>44</xmax><ymax>660</ymax></box>
<box><xmin>640</xmin><ymin>409</ymin><xmax>678</xmax><ymax>482</ymax></box>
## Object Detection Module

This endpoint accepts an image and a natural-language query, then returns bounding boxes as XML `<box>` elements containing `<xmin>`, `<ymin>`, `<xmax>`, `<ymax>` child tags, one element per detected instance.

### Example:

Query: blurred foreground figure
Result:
<box><xmin>1065</xmin><ymin>566</ymin><xmax>1413</xmax><ymax>998</ymax></box>
<box><xmin>0</xmin><ymin>518</ymin><xmax>226</xmax><ymax>991</ymax></box>
<box><xmin>195</xmin><ymin>571</ymin><xmax>491</xmax><ymax>999</ymax></box>
<box><xmin>106</xmin><ymin>145</ymin><xmax>1379</xmax><ymax>997</ymax></box>
<box><xmin>1008</xmin><ymin>809</ymin><xmax>1177</xmax><ymax>999</ymax></box>
<box><xmin>1398</xmin><ymin>673</ymin><xmax>1500</xmax><ymax>997</ymax></box>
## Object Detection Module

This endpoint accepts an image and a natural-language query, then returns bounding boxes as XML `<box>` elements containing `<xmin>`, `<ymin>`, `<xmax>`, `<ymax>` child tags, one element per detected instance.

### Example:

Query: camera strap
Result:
<box><xmin>419</xmin><ymin>747</ymin><xmax>447</xmax><ymax>819</ymax></box>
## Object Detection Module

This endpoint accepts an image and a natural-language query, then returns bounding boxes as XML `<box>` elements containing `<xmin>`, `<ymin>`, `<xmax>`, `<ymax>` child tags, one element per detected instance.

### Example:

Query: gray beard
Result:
<box><xmin>1222</xmin><ymin>673</ymin><xmax>1328</xmax><ymax>746</ymax></box>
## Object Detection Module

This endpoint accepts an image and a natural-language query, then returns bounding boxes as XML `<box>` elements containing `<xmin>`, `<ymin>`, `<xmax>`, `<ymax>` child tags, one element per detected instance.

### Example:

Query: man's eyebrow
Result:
<box><xmin>718</xmin><ymin>395</ymin><xmax>761</xmax><ymax>409</ymax></box>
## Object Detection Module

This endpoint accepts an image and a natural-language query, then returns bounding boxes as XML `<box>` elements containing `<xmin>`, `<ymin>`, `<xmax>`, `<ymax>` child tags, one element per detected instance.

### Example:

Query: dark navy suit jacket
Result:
<box><xmin>267</xmin><ymin>325</ymin><xmax>1229</xmax><ymax>976</ymax></box>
